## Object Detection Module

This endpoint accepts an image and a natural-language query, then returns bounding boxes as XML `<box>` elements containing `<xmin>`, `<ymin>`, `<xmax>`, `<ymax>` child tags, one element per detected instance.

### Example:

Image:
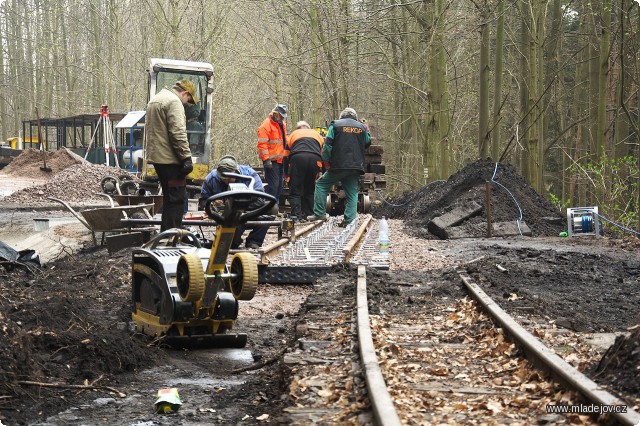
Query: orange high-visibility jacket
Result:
<box><xmin>257</xmin><ymin>114</ymin><xmax>287</xmax><ymax>163</ymax></box>
<box><xmin>284</xmin><ymin>128</ymin><xmax>324</xmax><ymax>158</ymax></box>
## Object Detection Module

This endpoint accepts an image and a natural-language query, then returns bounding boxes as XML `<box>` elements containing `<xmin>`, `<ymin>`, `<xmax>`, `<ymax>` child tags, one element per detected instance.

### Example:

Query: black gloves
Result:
<box><xmin>181</xmin><ymin>158</ymin><xmax>194</xmax><ymax>175</ymax></box>
<box><xmin>263</xmin><ymin>159</ymin><xmax>273</xmax><ymax>170</ymax></box>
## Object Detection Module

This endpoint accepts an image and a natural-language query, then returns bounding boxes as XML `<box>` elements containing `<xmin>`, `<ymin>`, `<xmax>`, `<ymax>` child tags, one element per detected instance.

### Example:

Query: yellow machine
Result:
<box><xmin>116</xmin><ymin>58</ymin><xmax>214</xmax><ymax>190</ymax></box>
<box><xmin>131</xmin><ymin>173</ymin><xmax>276</xmax><ymax>347</ymax></box>
<box><xmin>5</xmin><ymin>137</ymin><xmax>41</xmax><ymax>149</ymax></box>
<box><xmin>314</xmin><ymin>126</ymin><xmax>328</xmax><ymax>137</ymax></box>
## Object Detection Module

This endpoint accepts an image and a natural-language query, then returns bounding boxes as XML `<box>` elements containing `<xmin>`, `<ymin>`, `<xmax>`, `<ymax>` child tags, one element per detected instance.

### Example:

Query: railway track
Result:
<box><xmin>2</xmin><ymin>210</ymin><xmax>638</xmax><ymax>424</ymax></box>
<box><xmin>278</xmin><ymin>218</ymin><xmax>640</xmax><ymax>425</ymax></box>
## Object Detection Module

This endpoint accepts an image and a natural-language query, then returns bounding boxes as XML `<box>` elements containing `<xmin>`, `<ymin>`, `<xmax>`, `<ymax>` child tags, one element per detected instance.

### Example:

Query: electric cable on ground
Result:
<box><xmin>593</xmin><ymin>212</ymin><xmax>640</xmax><ymax>237</ymax></box>
<box><xmin>491</xmin><ymin>162</ymin><xmax>524</xmax><ymax>236</ymax></box>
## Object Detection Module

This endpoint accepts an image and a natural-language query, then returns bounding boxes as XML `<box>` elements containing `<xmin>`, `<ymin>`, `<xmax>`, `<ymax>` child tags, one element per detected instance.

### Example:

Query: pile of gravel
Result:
<box><xmin>3</xmin><ymin>148</ymin><xmax>86</xmax><ymax>178</ymax></box>
<box><xmin>1</xmin><ymin>148</ymin><xmax>137</xmax><ymax>206</ymax></box>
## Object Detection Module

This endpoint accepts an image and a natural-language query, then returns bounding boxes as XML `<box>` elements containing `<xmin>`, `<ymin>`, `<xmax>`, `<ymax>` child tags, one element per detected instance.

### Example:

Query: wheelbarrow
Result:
<box><xmin>97</xmin><ymin>193</ymin><xmax>164</xmax><ymax>216</ymax></box>
<box><xmin>48</xmin><ymin>197</ymin><xmax>155</xmax><ymax>246</ymax></box>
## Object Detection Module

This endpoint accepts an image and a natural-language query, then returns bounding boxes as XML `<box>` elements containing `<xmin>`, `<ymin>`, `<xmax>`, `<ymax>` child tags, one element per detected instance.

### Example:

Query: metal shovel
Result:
<box><xmin>35</xmin><ymin>107</ymin><xmax>52</xmax><ymax>173</ymax></box>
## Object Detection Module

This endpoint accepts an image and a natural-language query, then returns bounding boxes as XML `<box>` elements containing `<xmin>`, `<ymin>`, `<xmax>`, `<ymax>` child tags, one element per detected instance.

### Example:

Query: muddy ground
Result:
<box><xmin>0</xmin><ymin>156</ymin><xmax>639</xmax><ymax>425</ymax></box>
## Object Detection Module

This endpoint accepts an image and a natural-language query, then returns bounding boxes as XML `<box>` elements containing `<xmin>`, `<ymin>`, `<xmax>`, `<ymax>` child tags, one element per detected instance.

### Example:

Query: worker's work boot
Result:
<box><xmin>289</xmin><ymin>197</ymin><xmax>303</xmax><ymax>223</ymax></box>
<box><xmin>306</xmin><ymin>214</ymin><xmax>328</xmax><ymax>222</ymax></box>
<box><xmin>288</xmin><ymin>197</ymin><xmax>301</xmax><ymax>215</ymax></box>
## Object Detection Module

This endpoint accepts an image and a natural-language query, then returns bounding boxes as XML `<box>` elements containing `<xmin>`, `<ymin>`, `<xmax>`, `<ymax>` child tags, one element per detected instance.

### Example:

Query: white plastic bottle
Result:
<box><xmin>378</xmin><ymin>216</ymin><xmax>390</xmax><ymax>255</ymax></box>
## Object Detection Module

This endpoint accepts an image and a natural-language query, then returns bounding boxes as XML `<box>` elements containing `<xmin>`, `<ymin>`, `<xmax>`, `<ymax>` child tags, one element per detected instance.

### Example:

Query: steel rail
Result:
<box><xmin>356</xmin><ymin>265</ymin><xmax>402</xmax><ymax>426</ymax></box>
<box><xmin>459</xmin><ymin>272</ymin><xmax>640</xmax><ymax>426</ymax></box>
<box><xmin>120</xmin><ymin>218</ymin><xmax>281</xmax><ymax>229</ymax></box>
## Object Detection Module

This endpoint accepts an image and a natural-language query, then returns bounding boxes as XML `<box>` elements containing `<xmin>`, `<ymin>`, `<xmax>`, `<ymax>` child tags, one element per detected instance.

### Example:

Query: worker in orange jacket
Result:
<box><xmin>284</xmin><ymin>121</ymin><xmax>324</xmax><ymax>221</ymax></box>
<box><xmin>257</xmin><ymin>104</ymin><xmax>287</xmax><ymax>204</ymax></box>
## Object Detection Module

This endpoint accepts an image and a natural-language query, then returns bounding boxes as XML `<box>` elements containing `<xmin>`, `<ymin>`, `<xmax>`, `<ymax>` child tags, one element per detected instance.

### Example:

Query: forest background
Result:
<box><xmin>0</xmin><ymin>0</ymin><xmax>639</xmax><ymax>230</ymax></box>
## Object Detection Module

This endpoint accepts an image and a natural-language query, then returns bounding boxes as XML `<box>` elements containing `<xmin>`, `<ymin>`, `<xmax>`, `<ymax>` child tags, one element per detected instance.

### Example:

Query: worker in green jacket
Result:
<box><xmin>307</xmin><ymin>107</ymin><xmax>371</xmax><ymax>227</ymax></box>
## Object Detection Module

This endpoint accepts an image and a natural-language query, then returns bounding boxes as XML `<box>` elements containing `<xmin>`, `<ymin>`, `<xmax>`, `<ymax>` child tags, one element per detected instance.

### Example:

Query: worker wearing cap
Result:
<box><xmin>307</xmin><ymin>107</ymin><xmax>371</xmax><ymax>227</ymax></box>
<box><xmin>145</xmin><ymin>80</ymin><xmax>199</xmax><ymax>231</ymax></box>
<box><xmin>284</xmin><ymin>121</ymin><xmax>324</xmax><ymax>222</ymax></box>
<box><xmin>257</xmin><ymin>104</ymin><xmax>288</xmax><ymax>205</ymax></box>
<box><xmin>199</xmin><ymin>155</ymin><xmax>270</xmax><ymax>250</ymax></box>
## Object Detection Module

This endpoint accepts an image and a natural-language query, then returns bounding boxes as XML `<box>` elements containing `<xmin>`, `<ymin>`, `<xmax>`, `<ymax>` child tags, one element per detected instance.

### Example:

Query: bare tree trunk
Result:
<box><xmin>548</xmin><ymin>0</ymin><xmax>566</xmax><ymax>203</ymax></box>
<box><xmin>597</xmin><ymin>0</ymin><xmax>613</xmax><ymax>161</ymax></box>
<box><xmin>533</xmin><ymin>1</ymin><xmax>545</xmax><ymax>193</ymax></box>
<box><xmin>491</xmin><ymin>0</ymin><xmax>504</xmax><ymax>161</ymax></box>
<box><xmin>518</xmin><ymin>2</ymin><xmax>530</xmax><ymax>180</ymax></box>
<box><xmin>434</xmin><ymin>0</ymin><xmax>451</xmax><ymax>180</ymax></box>
<box><xmin>0</xmin><ymin>8</ymin><xmax>6</xmax><ymax>142</ymax></box>
<box><xmin>478</xmin><ymin>1</ymin><xmax>490</xmax><ymax>159</ymax></box>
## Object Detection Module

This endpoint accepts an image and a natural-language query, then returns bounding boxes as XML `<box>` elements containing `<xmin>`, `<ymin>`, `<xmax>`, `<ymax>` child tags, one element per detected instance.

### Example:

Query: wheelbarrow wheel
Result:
<box><xmin>176</xmin><ymin>253</ymin><xmax>205</xmax><ymax>303</ymax></box>
<box><xmin>101</xmin><ymin>176</ymin><xmax>119</xmax><ymax>194</ymax></box>
<box><xmin>230</xmin><ymin>252</ymin><xmax>258</xmax><ymax>301</ymax></box>
<box><xmin>119</xmin><ymin>180</ymin><xmax>139</xmax><ymax>195</ymax></box>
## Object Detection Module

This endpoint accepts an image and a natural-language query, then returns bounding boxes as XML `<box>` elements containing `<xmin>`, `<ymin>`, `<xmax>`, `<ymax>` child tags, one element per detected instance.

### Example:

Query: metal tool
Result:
<box><xmin>35</xmin><ymin>107</ymin><xmax>52</xmax><ymax>173</ymax></box>
<box><xmin>131</xmin><ymin>173</ymin><xmax>276</xmax><ymax>348</ymax></box>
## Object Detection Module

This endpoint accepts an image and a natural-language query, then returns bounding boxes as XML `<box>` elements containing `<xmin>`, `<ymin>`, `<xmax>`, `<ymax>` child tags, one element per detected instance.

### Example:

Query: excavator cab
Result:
<box><xmin>147</xmin><ymin>58</ymin><xmax>213</xmax><ymax>161</ymax></box>
<box><xmin>131</xmin><ymin>175</ymin><xmax>276</xmax><ymax>348</ymax></box>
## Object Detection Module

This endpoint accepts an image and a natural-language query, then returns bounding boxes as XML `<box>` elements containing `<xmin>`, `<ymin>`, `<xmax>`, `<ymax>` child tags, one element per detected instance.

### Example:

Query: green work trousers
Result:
<box><xmin>312</xmin><ymin>169</ymin><xmax>360</xmax><ymax>225</ymax></box>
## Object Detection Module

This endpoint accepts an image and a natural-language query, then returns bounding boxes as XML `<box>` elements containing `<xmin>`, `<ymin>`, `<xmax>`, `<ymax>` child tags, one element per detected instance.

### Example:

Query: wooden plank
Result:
<box><xmin>446</xmin><ymin>221</ymin><xmax>532</xmax><ymax>239</ymax></box>
<box><xmin>365</xmin><ymin>144</ymin><xmax>384</xmax><ymax>155</ymax></box>
<box><xmin>106</xmin><ymin>232</ymin><xmax>144</xmax><ymax>254</ymax></box>
<box><xmin>367</xmin><ymin>164</ymin><xmax>386</xmax><ymax>174</ymax></box>
<box><xmin>411</xmin><ymin>383</ymin><xmax>500</xmax><ymax>395</ymax></box>
<box><xmin>343</xmin><ymin>215</ymin><xmax>372</xmax><ymax>262</ymax></box>
<box><xmin>427</xmin><ymin>201</ymin><xmax>483</xmax><ymax>239</ymax></box>
<box><xmin>365</xmin><ymin>154</ymin><xmax>382</xmax><ymax>164</ymax></box>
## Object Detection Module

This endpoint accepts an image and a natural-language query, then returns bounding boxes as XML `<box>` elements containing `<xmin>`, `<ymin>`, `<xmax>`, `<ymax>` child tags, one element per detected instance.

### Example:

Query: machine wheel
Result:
<box><xmin>325</xmin><ymin>195</ymin><xmax>333</xmax><ymax>213</ymax></box>
<box><xmin>230</xmin><ymin>252</ymin><xmax>258</xmax><ymax>301</ymax></box>
<box><xmin>101</xmin><ymin>176</ymin><xmax>119</xmax><ymax>194</ymax></box>
<box><xmin>176</xmin><ymin>253</ymin><xmax>205</xmax><ymax>302</ymax></box>
<box><xmin>358</xmin><ymin>193</ymin><xmax>371</xmax><ymax>213</ymax></box>
<box><xmin>119</xmin><ymin>180</ymin><xmax>139</xmax><ymax>195</ymax></box>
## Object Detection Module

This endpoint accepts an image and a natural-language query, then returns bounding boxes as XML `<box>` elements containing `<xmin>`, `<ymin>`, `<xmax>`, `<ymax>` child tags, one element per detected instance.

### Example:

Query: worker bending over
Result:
<box><xmin>284</xmin><ymin>121</ymin><xmax>324</xmax><ymax>222</ymax></box>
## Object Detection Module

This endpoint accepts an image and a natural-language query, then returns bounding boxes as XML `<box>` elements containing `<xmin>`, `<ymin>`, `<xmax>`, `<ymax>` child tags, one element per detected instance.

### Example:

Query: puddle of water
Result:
<box><xmin>165</xmin><ymin>377</ymin><xmax>246</xmax><ymax>387</ymax></box>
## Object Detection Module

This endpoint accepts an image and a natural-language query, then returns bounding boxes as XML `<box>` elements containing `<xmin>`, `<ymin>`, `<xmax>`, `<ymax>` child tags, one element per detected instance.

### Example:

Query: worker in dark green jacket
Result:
<box><xmin>307</xmin><ymin>107</ymin><xmax>371</xmax><ymax>227</ymax></box>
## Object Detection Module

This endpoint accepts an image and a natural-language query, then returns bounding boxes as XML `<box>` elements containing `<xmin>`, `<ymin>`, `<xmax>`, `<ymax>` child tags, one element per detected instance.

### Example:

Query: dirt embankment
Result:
<box><xmin>374</xmin><ymin>159</ymin><xmax>565</xmax><ymax>238</ymax></box>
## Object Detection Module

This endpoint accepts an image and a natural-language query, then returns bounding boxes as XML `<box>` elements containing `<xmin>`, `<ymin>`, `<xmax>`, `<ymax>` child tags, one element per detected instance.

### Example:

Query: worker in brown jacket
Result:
<box><xmin>284</xmin><ymin>121</ymin><xmax>324</xmax><ymax>221</ymax></box>
<box><xmin>257</xmin><ymin>104</ymin><xmax>287</xmax><ymax>204</ymax></box>
<box><xmin>145</xmin><ymin>80</ymin><xmax>199</xmax><ymax>231</ymax></box>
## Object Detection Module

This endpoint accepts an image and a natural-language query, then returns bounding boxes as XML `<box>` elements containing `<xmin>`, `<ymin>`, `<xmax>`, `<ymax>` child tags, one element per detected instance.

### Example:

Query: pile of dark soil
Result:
<box><xmin>594</xmin><ymin>327</ymin><xmax>640</xmax><ymax>395</ymax></box>
<box><xmin>374</xmin><ymin>159</ymin><xmax>564</xmax><ymax>238</ymax></box>
<box><xmin>462</xmin><ymin>245</ymin><xmax>640</xmax><ymax>333</ymax></box>
<box><xmin>0</xmin><ymin>248</ymin><xmax>161</xmax><ymax>423</ymax></box>
<box><xmin>0</xmin><ymin>242</ymin><xmax>299</xmax><ymax>425</ymax></box>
